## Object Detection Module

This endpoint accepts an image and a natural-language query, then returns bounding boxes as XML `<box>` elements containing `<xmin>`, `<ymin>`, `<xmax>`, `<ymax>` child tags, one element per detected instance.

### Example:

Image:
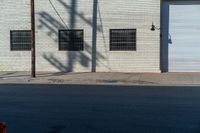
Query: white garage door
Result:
<box><xmin>162</xmin><ymin>1</ymin><xmax>200</xmax><ymax>72</ymax></box>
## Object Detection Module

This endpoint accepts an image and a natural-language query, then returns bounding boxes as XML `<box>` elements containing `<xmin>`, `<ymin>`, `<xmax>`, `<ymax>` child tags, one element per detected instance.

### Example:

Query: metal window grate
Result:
<box><xmin>10</xmin><ymin>30</ymin><xmax>32</xmax><ymax>51</ymax></box>
<box><xmin>110</xmin><ymin>29</ymin><xmax>136</xmax><ymax>51</ymax></box>
<box><xmin>59</xmin><ymin>30</ymin><xmax>84</xmax><ymax>51</ymax></box>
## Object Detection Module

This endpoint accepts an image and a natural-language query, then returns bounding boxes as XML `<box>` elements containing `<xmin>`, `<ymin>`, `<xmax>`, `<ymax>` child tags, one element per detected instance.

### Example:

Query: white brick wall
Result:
<box><xmin>0</xmin><ymin>0</ymin><xmax>161</xmax><ymax>72</ymax></box>
<box><xmin>0</xmin><ymin>0</ymin><xmax>31</xmax><ymax>71</ymax></box>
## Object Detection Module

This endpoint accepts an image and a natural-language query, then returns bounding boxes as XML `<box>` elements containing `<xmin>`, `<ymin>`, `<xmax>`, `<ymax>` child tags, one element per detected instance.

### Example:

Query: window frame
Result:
<box><xmin>109</xmin><ymin>29</ymin><xmax>137</xmax><ymax>51</ymax></box>
<box><xmin>10</xmin><ymin>30</ymin><xmax>32</xmax><ymax>51</ymax></box>
<box><xmin>58</xmin><ymin>29</ymin><xmax>84</xmax><ymax>51</ymax></box>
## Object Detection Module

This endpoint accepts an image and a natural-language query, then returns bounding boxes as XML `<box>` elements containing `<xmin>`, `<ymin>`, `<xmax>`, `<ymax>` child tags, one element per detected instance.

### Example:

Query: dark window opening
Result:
<box><xmin>110</xmin><ymin>29</ymin><xmax>136</xmax><ymax>51</ymax></box>
<box><xmin>10</xmin><ymin>30</ymin><xmax>31</xmax><ymax>51</ymax></box>
<box><xmin>59</xmin><ymin>30</ymin><xmax>84</xmax><ymax>51</ymax></box>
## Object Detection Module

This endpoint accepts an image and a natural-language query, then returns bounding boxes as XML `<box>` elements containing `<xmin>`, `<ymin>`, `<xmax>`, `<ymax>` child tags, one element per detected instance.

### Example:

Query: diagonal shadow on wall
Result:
<box><xmin>37</xmin><ymin>0</ymin><xmax>106</xmax><ymax>72</ymax></box>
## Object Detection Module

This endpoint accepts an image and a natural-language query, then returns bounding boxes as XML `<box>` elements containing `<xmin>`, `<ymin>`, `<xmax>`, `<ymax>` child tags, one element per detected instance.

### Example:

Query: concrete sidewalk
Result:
<box><xmin>0</xmin><ymin>71</ymin><xmax>200</xmax><ymax>86</ymax></box>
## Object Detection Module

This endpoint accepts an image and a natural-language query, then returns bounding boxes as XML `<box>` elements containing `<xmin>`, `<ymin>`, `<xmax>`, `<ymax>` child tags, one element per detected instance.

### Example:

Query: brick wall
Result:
<box><xmin>0</xmin><ymin>0</ymin><xmax>161</xmax><ymax>72</ymax></box>
<box><xmin>0</xmin><ymin>1</ymin><xmax>31</xmax><ymax>71</ymax></box>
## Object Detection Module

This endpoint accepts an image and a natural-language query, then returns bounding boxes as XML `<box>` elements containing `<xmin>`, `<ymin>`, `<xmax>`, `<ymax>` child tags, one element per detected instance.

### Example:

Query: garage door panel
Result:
<box><xmin>163</xmin><ymin>1</ymin><xmax>200</xmax><ymax>72</ymax></box>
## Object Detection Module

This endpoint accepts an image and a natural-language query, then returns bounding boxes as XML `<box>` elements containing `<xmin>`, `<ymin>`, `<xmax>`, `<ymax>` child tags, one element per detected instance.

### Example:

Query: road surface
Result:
<box><xmin>0</xmin><ymin>84</ymin><xmax>200</xmax><ymax>133</ymax></box>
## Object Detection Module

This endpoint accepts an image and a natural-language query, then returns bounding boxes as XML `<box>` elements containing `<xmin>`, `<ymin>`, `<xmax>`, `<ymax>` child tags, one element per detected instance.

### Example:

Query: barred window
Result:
<box><xmin>59</xmin><ymin>30</ymin><xmax>84</xmax><ymax>51</ymax></box>
<box><xmin>10</xmin><ymin>30</ymin><xmax>31</xmax><ymax>51</ymax></box>
<box><xmin>110</xmin><ymin>29</ymin><xmax>136</xmax><ymax>51</ymax></box>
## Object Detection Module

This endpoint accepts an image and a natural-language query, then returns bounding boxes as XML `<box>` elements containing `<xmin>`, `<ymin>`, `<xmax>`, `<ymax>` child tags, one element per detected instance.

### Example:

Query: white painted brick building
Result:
<box><xmin>0</xmin><ymin>0</ymin><xmax>161</xmax><ymax>72</ymax></box>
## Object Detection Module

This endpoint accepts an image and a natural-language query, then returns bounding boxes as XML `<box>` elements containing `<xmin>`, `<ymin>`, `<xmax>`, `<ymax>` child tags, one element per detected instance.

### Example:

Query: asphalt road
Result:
<box><xmin>1</xmin><ymin>85</ymin><xmax>200</xmax><ymax>133</ymax></box>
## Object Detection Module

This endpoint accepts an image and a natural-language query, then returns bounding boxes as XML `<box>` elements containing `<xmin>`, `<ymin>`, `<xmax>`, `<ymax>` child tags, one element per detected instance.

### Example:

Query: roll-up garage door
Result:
<box><xmin>162</xmin><ymin>1</ymin><xmax>200</xmax><ymax>72</ymax></box>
